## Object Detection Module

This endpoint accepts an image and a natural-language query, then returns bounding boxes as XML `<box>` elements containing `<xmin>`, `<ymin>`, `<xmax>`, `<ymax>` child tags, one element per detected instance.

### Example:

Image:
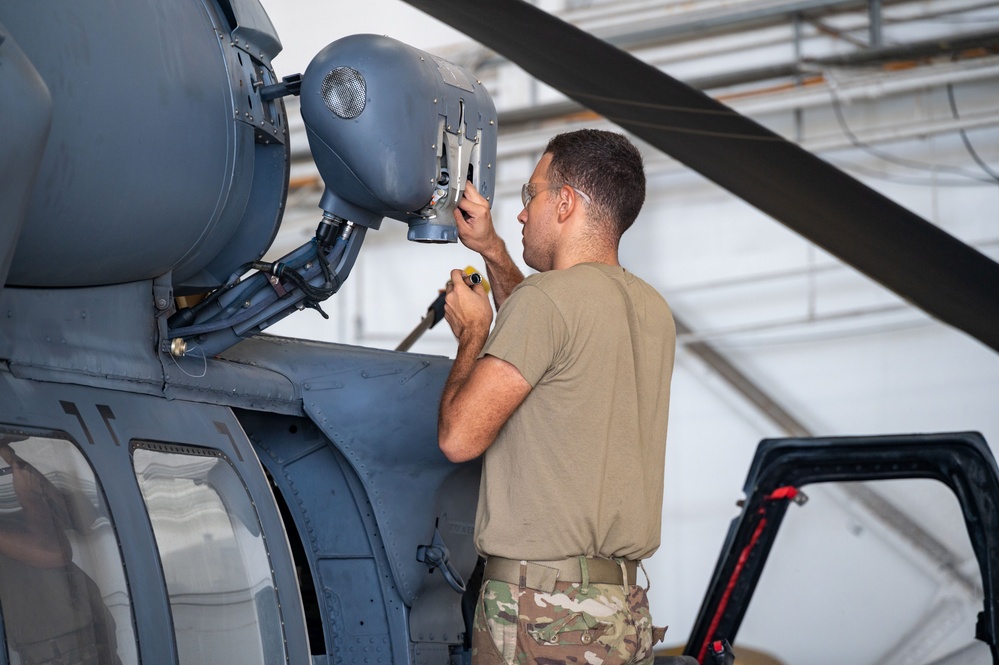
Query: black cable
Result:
<box><xmin>279</xmin><ymin>269</ymin><xmax>332</xmax><ymax>319</ymax></box>
<box><xmin>829</xmin><ymin>86</ymin><xmax>996</xmax><ymax>184</ymax></box>
<box><xmin>169</xmin><ymin>221</ymin><xmax>355</xmax><ymax>337</ymax></box>
<box><xmin>319</xmin><ymin>245</ymin><xmax>333</xmax><ymax>286</ymax></box>
<box><xmin>250</xmin><ymin>235</ymin><xmax>346</xmax><ymax>321</ymax></box>
<box><xmin>946</xmin><ymin>83</ymin><xmax>999</xmax><ymax>184</ymax></box>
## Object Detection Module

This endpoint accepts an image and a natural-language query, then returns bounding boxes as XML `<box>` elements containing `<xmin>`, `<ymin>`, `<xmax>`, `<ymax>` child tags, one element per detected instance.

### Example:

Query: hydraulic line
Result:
<box><xmin>168</xmin><ymin>217</ymin><xmax>356</xmax><ymax>341</ymax></box>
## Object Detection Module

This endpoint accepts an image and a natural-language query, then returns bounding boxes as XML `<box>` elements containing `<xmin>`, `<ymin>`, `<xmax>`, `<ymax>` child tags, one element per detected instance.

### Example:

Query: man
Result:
<box><xmin>438</xmin><ymin>129</ymin><xmax>676</xmax><ymax>665</ymax></box>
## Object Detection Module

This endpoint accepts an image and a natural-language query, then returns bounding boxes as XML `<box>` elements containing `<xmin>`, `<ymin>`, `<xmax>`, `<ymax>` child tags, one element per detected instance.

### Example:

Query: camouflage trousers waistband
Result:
<box><xmin>484</xmin><ymin>556</ymin><xmax>639</xmax><ymax>593</ymax></box>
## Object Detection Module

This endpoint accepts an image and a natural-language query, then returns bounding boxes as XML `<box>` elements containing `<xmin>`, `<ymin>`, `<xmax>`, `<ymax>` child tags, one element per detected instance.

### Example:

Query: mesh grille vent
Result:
<box><xmin>321</xmin><ymin>67</ymin><xmax>366</xmax><ymax>119</ymax></box>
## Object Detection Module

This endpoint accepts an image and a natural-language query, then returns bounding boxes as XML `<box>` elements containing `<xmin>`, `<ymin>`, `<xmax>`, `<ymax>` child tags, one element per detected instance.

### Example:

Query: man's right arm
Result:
<box><xmin>453</xmin><ymin>182</ymin><xmax>524</xmax><ymax>309</ymax></box>
<box><xmin>437</xmin><ymin>269</ymin><xmax>530</xmax><ymax>463</ymax></box>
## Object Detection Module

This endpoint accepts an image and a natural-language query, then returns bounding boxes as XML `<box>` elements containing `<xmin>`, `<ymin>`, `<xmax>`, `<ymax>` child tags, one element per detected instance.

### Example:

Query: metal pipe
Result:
<box><xmin>871</xmin><ymin>0</ymin><xmax>884</xmax><ymax>48</ymax></box>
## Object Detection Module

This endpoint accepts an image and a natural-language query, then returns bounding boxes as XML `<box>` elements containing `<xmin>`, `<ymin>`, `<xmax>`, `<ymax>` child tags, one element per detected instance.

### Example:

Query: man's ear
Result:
<box><xmin>556</xmin><ymin>186</ymin><xmax>576</xmax><ymax>221</ymax></box>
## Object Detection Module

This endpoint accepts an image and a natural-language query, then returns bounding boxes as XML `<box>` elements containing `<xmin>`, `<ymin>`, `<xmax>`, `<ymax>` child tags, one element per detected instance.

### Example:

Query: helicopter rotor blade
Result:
<box><xmin>401</xmin><ymin>0</ymin><xmax>999</xmax><ymax>353</ymax></box>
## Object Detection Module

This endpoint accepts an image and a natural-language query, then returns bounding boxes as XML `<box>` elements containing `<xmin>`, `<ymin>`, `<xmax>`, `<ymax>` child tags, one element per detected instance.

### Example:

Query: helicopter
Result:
<box><xmin>0</xmin><ymin>0</ymin><xmax>997</xmax><ymax>664</ymax></box>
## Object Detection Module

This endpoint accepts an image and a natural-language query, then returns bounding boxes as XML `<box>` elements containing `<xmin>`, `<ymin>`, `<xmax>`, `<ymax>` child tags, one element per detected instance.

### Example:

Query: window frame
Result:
<box><xmin>685</xmin><ymin>432</ymin><xmax>999</xmax><ymax>662</ymax></box>
<box><xmin>130</xmin><ymin>439</ymin><xmax>290</xmax><ymax>665</ymax></box>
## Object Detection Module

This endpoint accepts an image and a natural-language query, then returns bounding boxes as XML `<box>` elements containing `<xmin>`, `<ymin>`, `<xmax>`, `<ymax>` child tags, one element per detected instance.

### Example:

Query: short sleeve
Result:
<box><xmin>480</xmin><ymin>283</ymin><xmax>567</xmax><ymax>387</ymax></box>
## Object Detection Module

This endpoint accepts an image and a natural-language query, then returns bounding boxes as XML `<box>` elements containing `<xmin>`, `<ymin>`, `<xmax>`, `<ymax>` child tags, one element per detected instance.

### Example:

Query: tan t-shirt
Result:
<box><xmin>475</xmin><ymin>262</ymin><xmax>676</xmax><ymax>561</ymax></box>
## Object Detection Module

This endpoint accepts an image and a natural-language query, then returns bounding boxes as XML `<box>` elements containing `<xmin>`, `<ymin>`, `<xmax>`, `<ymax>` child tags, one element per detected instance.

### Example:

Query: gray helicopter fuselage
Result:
<box><xmin>0</xmin><ymin>0</ymin><xmax>485</xmax><ymax>663</ymax></box>
<box><xmin>0</xmin><ymin>279</ymin><xmax>478</xmax><ymax>665</ymax></box>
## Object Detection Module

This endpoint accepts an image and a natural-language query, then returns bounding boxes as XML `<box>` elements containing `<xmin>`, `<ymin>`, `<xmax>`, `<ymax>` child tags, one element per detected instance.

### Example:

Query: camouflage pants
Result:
<box><xmin>471</xmin><ymin>578</ymin><xmax>665</xmax><ymax>665</ymax></box>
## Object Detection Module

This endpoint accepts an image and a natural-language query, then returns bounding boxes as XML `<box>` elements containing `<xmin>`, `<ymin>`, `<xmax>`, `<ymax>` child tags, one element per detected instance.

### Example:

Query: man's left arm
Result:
<box><xmin>438</xmin><ymin>269</ymin><xmax>531</xmax><ymax>463</ymax></box>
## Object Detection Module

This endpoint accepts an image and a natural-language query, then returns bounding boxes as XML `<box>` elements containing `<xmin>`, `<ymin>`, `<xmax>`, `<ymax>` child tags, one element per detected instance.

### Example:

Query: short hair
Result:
<box><xmin>544</xmin><ymin>129</ymin><xmax>646</xmax><ymax>236</ymax></box>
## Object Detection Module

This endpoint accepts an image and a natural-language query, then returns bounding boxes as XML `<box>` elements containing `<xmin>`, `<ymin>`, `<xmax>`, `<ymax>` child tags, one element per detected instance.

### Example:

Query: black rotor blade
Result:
<box><xmin>402</xmin><ymin>0</ymin><xmax>999</xmax><ymax>353</ymax></box>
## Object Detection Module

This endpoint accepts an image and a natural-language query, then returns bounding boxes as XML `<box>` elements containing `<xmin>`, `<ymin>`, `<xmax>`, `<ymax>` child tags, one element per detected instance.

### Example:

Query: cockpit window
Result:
<box><xmin>0</xmin><ymin>431</ymin><xmax>138</xmax><ymax>665</ymax></box>
<box><xmin>132</xmin><ymin>442</ymin><xmax>286</xmax><ymax>665</ymax></box>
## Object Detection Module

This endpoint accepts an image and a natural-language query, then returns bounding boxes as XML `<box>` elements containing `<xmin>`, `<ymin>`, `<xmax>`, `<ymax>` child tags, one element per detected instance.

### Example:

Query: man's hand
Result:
<box><xmin>443</xmin><ymin>268</ymin><xmax>493</xmax><ymax>343</ymax></box>
<box><xmin>453</xmin><ymin>183</ymin><xmax>525</xmax><ymax>309</ymax></box>
<box><xmin>454</xmin><ymin>182</ymin><xmax>503</xmax><ymax>257</ymax></box>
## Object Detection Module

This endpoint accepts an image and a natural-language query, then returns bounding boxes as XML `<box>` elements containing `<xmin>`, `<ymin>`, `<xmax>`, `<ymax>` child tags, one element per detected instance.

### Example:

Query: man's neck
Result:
<box><xmin>553</xmin><ymin>245</ymin><xmax>619</xmax><ymax>271</ymax></box>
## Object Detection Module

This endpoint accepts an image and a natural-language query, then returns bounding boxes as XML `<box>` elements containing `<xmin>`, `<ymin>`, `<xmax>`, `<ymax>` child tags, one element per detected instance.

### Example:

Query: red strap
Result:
<box><xmin>695</xmin><ymin>486</ymin><xmax>798</xmax><ymax>662</ymax></box>
<box><xmin>766</xmin><ymin>486</ymin><xmax>798</xmax><ymax>501</ymax></box>
<box><xmin>696</xmin><ymin>516</ymin><xmax>767</xmax><ymax>662</ymax></box>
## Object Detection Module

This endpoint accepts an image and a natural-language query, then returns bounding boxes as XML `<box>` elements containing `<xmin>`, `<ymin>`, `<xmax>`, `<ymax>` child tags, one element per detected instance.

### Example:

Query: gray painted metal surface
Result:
<box><xmin>226</xmin><ymin>336</ymin><xmax>480</xmax><ymax>602</ymax></box>
<box><xmin>300</xmin><ymin>34</ymin><xmax>497</xmax><ymax>241</ymax></box>
<box><xmin>0</xmin><ymin>24</ymin><xmax>50</xmax><ymax>294</ymax></box>
<box><xmin>0</xmin><ymin>0</ymin><xmax>288</xmax><ymax>291</ymax></box>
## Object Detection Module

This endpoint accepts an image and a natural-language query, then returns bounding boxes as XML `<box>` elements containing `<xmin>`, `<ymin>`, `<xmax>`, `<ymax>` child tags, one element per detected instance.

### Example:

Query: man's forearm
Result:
<box><xmin>440</xmin><ymin>329</ymin><xmax>485</xmax><ymax>412</ymax></box>
<box><xmin>480</xmin><ymin>240</ymin><xmax>524</xmax><ymax>309</ymax></box>
<box><xmin>438</xmin><ymin>331</ymin><xmax>487</xmax><ymax>457</ymax></box>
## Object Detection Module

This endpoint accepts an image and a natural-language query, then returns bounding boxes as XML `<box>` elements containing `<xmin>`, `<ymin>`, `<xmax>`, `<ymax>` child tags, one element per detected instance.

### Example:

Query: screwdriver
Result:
<box><xmin>396</xmin><ymin>267</ymin><xmax>487</xmax><ymax>352</ymax></box>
